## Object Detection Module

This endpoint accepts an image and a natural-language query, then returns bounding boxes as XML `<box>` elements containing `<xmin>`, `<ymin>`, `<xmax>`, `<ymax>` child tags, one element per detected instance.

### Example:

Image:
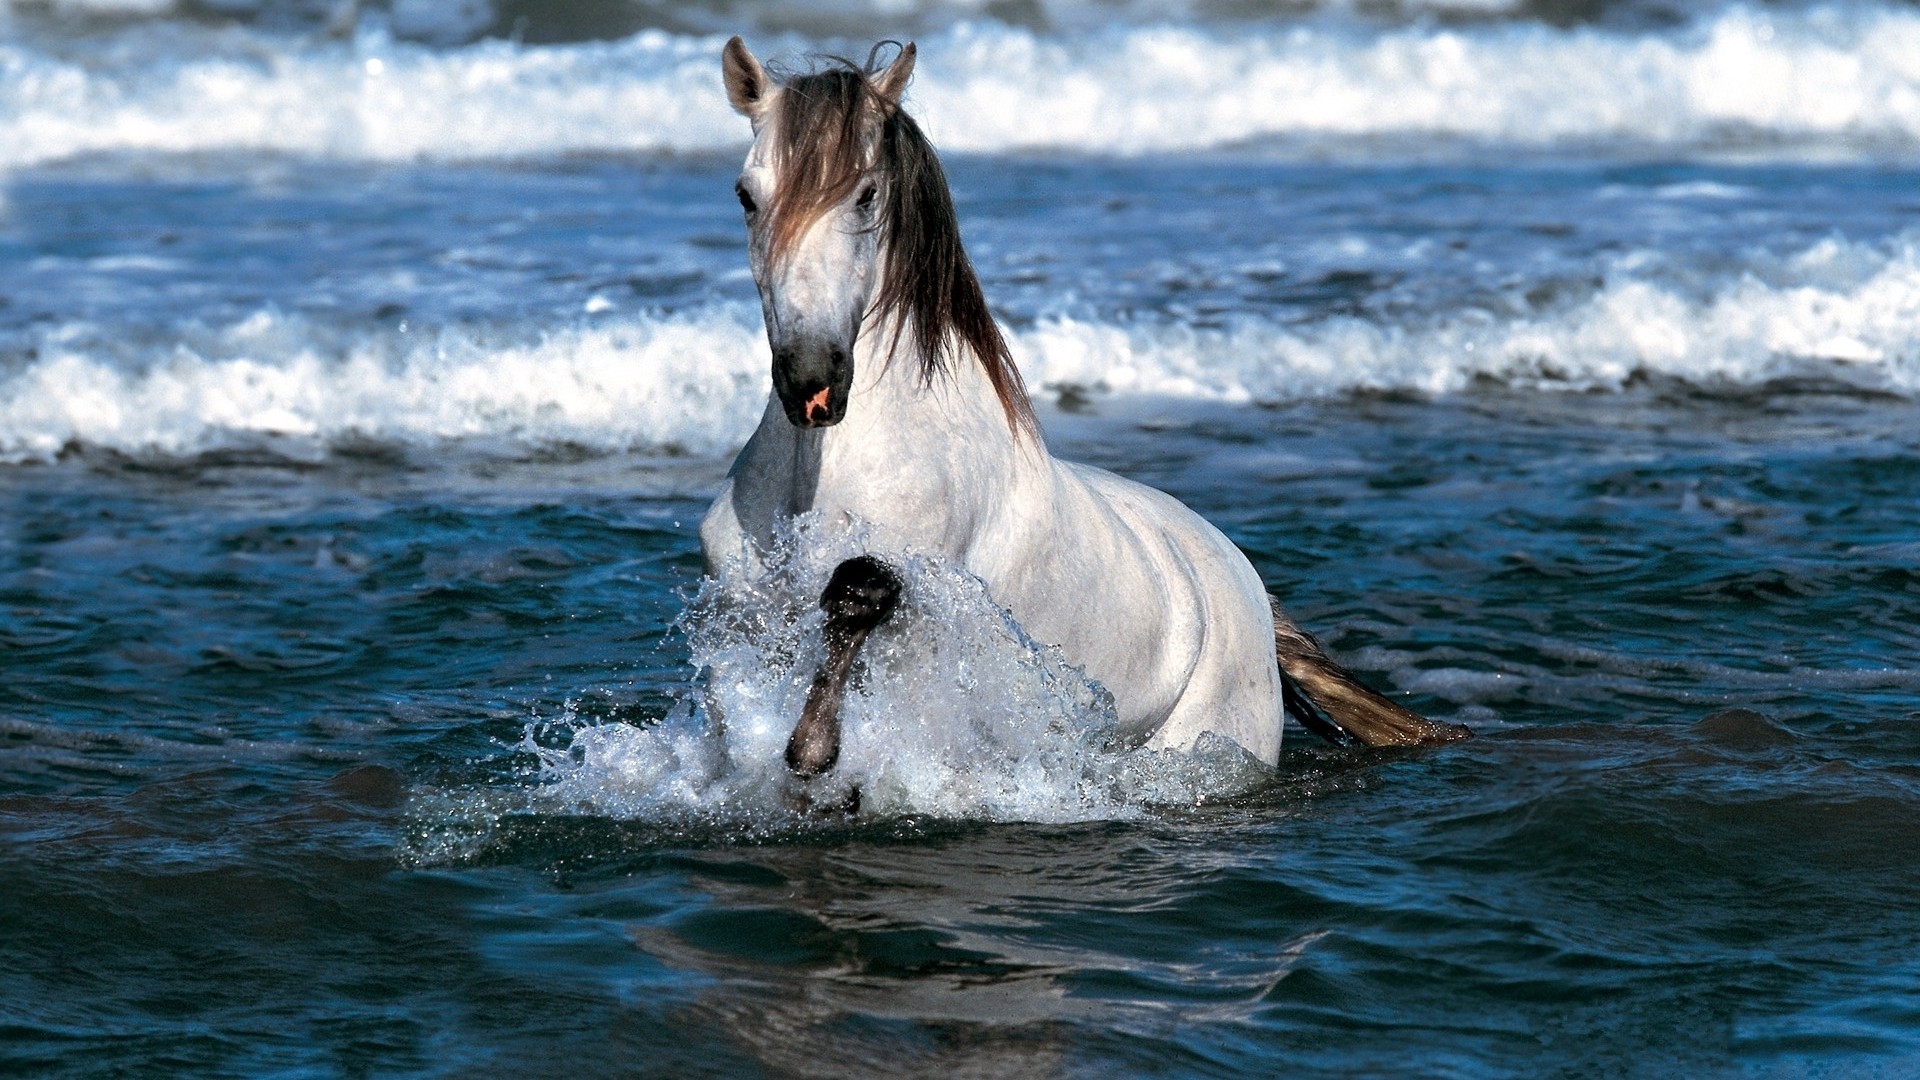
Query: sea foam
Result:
<box><xmin>1024</xmin><ymin>231</ymin><xmax>1920</xmax><ymax>402</ymax></box>
<box><xmin>0</xmin><ymin>306</ymin><xmax>770</xmax><ymax>462</ymax></box>
<box><xmin>0</xmin><ymin>5</ymin><xmax>1918</xmax><ymax>166</ymax></box>
<box><xmin>4</xmin><ymin>230</ymin><xmax>1918</xmax><ymax>463</ymax></box>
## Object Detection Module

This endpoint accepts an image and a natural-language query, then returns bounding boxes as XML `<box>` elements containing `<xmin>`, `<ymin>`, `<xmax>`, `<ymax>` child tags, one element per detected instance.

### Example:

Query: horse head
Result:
<box><xmin>722</xmin><ymin>37</ymin><xmax>1035</xmax><ymax>435</ymax></box>
<box><xmin>723</xmin><ymin>38</ymin><xmax>914</xmax><ymax>429</ymax></box>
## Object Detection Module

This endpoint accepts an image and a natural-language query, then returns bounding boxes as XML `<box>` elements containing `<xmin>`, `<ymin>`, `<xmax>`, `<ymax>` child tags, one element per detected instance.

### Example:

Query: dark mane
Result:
<box><xmin>767</xmin><ymin>60</ymin><xmax>1037</xmax><ymax>438</ymax></box>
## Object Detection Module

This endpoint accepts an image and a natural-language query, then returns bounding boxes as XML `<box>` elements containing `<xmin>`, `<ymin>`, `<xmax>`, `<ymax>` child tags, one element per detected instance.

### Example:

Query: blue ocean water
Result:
<box><xmin>4</xmin><ymin>1</ymin><xmax>1920</xmax><ymax>1075</ymax></box>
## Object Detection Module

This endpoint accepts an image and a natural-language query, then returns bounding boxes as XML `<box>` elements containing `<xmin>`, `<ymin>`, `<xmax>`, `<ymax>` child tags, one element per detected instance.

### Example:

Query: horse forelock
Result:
<box><xmin>762</xmin><ymin>60</ymin><xmax>1037</xmax><ymax>438</ymax></box>
<box><xmin>764</xmin><ymin>69</ymin><xmax>874</xmax><ymax>271</ymax></box>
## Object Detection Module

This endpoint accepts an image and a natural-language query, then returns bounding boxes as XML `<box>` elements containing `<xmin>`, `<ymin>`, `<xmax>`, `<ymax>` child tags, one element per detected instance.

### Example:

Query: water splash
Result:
<box><xmin>402</xmin><ymin>520</ymin><xmax>1273</xmax><ymax>863</ymax></box>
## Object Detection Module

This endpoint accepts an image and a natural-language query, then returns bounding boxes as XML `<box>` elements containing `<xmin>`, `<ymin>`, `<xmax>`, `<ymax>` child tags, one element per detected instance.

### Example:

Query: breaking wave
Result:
<box><xmin>0</xmin><ymin>4</ymin><xmax>1918</xmax><ymax>166</ymax></box>
<box><xmin>4</xmin><ymin>229</ymin><xmax>1919</xmax><ymax>463</ymax></box>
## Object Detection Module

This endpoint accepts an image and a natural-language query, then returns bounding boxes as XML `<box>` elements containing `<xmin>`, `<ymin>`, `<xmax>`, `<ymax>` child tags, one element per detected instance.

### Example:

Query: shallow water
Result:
<box><xmin>7</xmin><ymin>1</ymin><xmax>1920</xmax><ymax>1075</ymax></box>
<box><xmin>9</xmin><ymin>388</ymin><xmax>1920</xmax><ymax>1075</ymax></box>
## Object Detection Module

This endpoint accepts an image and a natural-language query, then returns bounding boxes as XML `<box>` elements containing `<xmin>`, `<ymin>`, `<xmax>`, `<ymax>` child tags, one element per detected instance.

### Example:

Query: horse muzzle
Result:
<box><xmin>772</xmin><ymin>341</ymin><xmax>854</xmax><ymax>428</ymax></box>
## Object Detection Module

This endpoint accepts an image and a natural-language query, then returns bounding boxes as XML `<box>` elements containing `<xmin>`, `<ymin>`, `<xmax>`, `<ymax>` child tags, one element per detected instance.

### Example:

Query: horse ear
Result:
<box><xmin>722</xmin><ymin>36</ymin><xmax>769</xmax><ymax>118</ymax></box>
<box><xmin>871</xmin><ymin>41</ymin><xmax>916</xmax><ymax>106</ymax></box>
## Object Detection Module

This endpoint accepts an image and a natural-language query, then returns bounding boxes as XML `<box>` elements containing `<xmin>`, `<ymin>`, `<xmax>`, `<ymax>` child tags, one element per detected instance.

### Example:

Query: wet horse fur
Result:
<box><xmin>701</xmin><ymin>38</ymin><xmax>1468</xmax><ymax>780</ymax></box>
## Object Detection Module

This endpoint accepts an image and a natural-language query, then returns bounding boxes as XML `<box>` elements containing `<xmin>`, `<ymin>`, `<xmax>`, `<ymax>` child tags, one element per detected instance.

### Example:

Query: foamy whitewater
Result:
<box><xmin>5</xmin><ymin>227</ymin><xmax>1918</xmax><ymax>463</ymax></box>
<box><xmin>1</xmin><ymin>3</ymin><xmax>1919</xmax><ymax>166</ymax></box>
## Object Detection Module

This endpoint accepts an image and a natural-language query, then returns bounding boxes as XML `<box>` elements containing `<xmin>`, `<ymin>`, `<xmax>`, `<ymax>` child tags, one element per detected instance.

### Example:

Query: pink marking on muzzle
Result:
<box><xmin>805</xmin><ymin>387</ymin><xmax>832</xmax><ymax>425</ymax></box>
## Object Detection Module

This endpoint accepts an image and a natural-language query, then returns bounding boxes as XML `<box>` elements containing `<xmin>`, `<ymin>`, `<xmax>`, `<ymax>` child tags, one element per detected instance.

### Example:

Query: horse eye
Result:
<box><xmin>735</xmin><ymin>183</ymin><xmax>757</xmax><ymax>215</ymax></box>
<box><xmin>855</xmin><ymin>184</ymin><xmax>877</xmax><ymax>212</ymax></box>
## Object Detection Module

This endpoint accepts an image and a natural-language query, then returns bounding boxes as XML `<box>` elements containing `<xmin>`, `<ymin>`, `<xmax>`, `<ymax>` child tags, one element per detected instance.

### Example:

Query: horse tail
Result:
<box><xmin>1269</xmin><ymin>597</ymin><xmax>1471</xmax><ymax>748</ymax></box>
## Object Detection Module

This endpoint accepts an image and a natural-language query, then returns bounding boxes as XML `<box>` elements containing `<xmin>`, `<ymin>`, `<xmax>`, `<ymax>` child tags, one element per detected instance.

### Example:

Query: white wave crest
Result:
<box><xmin>0</xmin><ymin>305</ymin><xmax>770</xmax><ymax>463</ymax></box>
<box><xmin>917</xmin><ymin>7</ymin><xmax>1920</xmax><ymax>154</ymax></box>
<box><xmin>1</xmin><ymin>5</ymin><xmax>1919</xmax><ymax>165</ymax></box>
<box><xmin>0</xmin><ymin>26</ymin><xmax>742</xmax><ymax>166</ymax></box>
<box><xmin>1021</xmin><ymin>231</ymin><xmax>1920</xmax><ymax>401</ymax></box>
<box><xmin>4</xmin><ymin>231</ymin><xmax>1918</xmax><ymax>463</ymax></box>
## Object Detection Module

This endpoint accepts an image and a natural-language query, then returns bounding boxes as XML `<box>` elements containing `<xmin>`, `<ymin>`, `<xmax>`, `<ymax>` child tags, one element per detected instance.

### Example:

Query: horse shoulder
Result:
<box><xmin>1055</xmin><ymin>460</ymin><xmax>1282</xmax><ymax>754</ymax></box>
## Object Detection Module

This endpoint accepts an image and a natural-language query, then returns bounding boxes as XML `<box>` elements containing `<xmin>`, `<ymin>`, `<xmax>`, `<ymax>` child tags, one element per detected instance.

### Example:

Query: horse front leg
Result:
<box><xmin>786</xmin><ymin>555</ymin><xmax>903</xmax><ymax>778</ymax></box>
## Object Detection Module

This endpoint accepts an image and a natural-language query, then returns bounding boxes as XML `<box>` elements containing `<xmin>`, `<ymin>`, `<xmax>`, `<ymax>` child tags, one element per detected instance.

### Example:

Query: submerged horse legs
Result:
<box><xmin>786</xmin><ymin>555</ymin><xmax>903</xmax><ymax>778</ymax></box>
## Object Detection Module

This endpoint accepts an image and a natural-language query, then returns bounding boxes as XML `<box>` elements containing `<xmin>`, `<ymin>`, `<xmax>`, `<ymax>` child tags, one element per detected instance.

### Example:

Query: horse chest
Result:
<box><xmin>729</xmin><ymin>418</ymin><xmax>994</xmax><ymax>558</ymax></box>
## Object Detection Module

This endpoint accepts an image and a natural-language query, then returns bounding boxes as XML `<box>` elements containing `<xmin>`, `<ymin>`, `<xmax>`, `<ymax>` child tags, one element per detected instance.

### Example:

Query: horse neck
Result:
<box><xmin>857</xmin><ymin>317</ymin><xmax>1014</xmax><ymax>444</ymax></box>
<box><xmin>782</xmin><ymin>314</ymin><xmax>1032</xmax><ymax>506</ymax></box>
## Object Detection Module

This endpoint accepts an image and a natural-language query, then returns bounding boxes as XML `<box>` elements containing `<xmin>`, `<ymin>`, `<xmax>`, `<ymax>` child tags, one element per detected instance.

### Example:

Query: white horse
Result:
<box><xmin>702</xmin><ymin>38</ymin><xmax>1467</xmax><ymax>781</ymax></box>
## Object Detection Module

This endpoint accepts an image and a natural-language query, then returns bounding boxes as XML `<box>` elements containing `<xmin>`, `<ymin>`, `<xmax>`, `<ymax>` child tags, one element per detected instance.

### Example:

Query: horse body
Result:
<box><xmin>701</xmin><ymin>322</ymin><xmax>1287</xmax><ymax>762</ymax></box>
<box><xmin>703</xmin><ymin>38</ymin><xmax>1464</xmax><ymax>780</ymax></box>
